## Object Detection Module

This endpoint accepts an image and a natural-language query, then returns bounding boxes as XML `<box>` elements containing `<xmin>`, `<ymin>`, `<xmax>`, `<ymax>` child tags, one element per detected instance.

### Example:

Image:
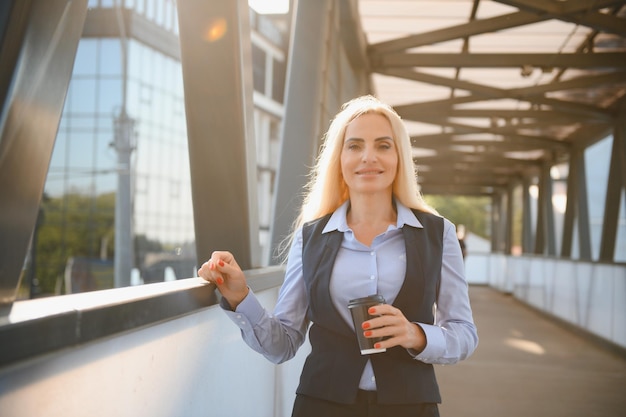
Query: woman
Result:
<box><xmin>198</xmin><ymin>95</ymin><xmax>478</xmax><ymax>417</ymax></box>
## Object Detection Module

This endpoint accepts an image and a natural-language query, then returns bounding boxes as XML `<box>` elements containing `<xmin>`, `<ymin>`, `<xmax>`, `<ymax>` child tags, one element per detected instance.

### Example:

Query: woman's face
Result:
<box><xmin>340</xmin><ymin>112</ymin><xmax>398</xmax><ymax>197</ymax></box>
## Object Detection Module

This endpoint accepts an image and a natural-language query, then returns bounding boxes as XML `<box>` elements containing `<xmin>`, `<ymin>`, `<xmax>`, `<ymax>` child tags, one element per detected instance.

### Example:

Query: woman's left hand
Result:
<box><xmin>361</xmin><ymin>304</ymin><xmax>427</xmax><ymax>353</ymax></box>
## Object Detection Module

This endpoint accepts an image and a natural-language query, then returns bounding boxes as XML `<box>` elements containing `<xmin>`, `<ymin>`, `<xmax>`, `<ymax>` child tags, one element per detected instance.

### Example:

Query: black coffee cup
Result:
<box><xmin>348</xmin><ymin>294</ymin><xmax>387</xmax><ymax>355</ymax></box>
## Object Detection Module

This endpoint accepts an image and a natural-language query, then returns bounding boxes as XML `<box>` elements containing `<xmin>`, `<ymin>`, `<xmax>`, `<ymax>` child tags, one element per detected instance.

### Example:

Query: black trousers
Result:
<box><xmin>291</xmin><ymin>391</ymin><xmax>440</xmax><ymax>417</ymax></box>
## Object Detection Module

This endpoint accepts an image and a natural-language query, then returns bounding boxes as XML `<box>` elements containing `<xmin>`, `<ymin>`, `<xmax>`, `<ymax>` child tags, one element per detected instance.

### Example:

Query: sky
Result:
<box><xmin>248</xmin><ymin>0</ymin><xmax>289</xmax><ymax>14</ymax></box>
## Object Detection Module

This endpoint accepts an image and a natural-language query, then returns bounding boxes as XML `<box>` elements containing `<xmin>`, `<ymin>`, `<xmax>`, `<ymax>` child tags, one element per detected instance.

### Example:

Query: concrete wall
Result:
<box><xmin>0</xmin><ymin>280</ymin><xmax>309</xmax><ymax>417</ymax></box>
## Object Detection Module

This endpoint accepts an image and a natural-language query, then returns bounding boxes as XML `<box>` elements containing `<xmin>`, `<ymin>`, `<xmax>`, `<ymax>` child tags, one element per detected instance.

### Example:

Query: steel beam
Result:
<box><xmin>575</xmin><ymin>150</ymin><xmax>592</xmax><ymax>260</ymax></box>
<box><xmin>82</xmin><ymin>8</ymin><xmax>180</xmax><ymax>61</ymax></box>
<box><xmin>177</xmin><ymin>0</ymin><xmax>260</xmax><ymax>269</ymax></box>
<box><xmin>495</xmin><ymin>0</ymin><xmax>626</xmax><ymax>36</ymax></box>
<box><xmin>0</xmin><ymin>0</ymin><xmax>88</xmax><ymax>313</ymax></box>
<box><xmin>561</xmin><ymin>148</ymin><xmax>592</xmax><ymax>259</ymax></box>
<box><xmin>505</xmin><ymin>184</ymin><xmax>515</xmax><ymax>254</ymax></box>
<box><xmin>534</xmin><ymin>161</ymin><xmax>557</xmax><ymax>255</ymax></box>
<box><xmin>369</xmin><ymin>11</ymin><xmax>546</xmax><ymax>54</ymax></box>
<box><xmin>268</xmin><ymin>0</ymin><xmax>331</xmax><ymax>264</ymax></box>
<box><xmin>372</xmin><ymin>52</ymin><xmax>626</xmax><ymax>70</ymax></box>
<box><xmin>521</xmin><ymin>176</ymin><xmax>534</xmax><ymax>253</ymax></box>
<box><xmin>369</xmin><ymin>0</ymin><xmax>620</xmax><ymax>53</ymax></box>
<box><xmin>599</xmin><ymin>103</ymin><xmax>626</xmax><ymax>261</ymax></box>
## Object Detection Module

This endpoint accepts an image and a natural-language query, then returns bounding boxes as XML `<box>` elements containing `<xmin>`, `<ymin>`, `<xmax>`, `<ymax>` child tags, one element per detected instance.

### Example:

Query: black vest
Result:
<box><xmin>296</xmin><ymin>209</ymin><xmax>444</xmax><ymax>405</ymax></box>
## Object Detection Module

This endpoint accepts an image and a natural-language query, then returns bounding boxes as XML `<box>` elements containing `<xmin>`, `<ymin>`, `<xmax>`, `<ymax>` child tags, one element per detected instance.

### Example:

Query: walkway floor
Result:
<box><xmin>436</xmin><ymin>285</ymin><xmax>626</xmax><ymax>417</ymax></box>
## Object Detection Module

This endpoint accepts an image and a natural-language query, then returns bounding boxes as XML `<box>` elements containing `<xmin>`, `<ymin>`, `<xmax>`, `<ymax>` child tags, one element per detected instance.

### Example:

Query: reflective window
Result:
<box><xmin>37</xmin><ymin>31</ymin><xmax>194</xmax><ymax>297</ymax></box>
<box><xmin>272</xmin><ymin>57</ymin><xmax>285</xmax><ymax>103</ymax></box>
<box><xmin>99</xmin><ymin>39</ymin><xmax>122</xmax><ymax>76</ymax></box>
<box><xmin>73</xmin><ymin>40</ymin><xmax>98</xmax><ymax>75</ymax></box>
<box><xmin>68</xmin><ymin>79</ymin><xmax>98</xmax><ymax>113</ymax></box>
<box><xmin>145</xmin><ymin>0</ymin><xmax>157</xmax><ymax>20</ymax></box>
<box><xmin>67</xmin><ymin>131</ymin><xmax>96</xmax><ymax>169</ymax></box>
<box><xmin>98</xmin><ymin>79</ymin><xmax>123</xmax><ymax>114</ymax></box>
<box><xmin>28</xmin><ymin>2</ymin><xmax>289</xmax><ymax>298</ymax></box>
<box><xmin>252</xmin><ymin>43</ymin><xmax>266</xmax><ymax>93</ymax></box>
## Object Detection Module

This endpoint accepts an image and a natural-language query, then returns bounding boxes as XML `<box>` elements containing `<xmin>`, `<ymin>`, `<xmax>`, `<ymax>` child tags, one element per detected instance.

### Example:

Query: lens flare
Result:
<box><xmin>204</xmin><ymin>18</ymin><xmax>227</xmax><ymax>42</ymax></box>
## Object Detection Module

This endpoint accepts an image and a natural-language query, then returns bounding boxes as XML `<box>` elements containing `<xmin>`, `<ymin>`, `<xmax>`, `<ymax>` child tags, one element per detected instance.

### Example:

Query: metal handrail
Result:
<box><xmin>0</xmin><ymin>266</ymin><xmax>285</xmax><ymax>369</ymax></box>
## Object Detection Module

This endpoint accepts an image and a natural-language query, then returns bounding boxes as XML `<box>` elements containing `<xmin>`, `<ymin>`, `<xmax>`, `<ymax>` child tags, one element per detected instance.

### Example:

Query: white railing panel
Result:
<box><xmin>574</xmin><ymin>262</ymin><xmax>594</xmax><ymax>327</ymax></box>
<box><xmin>525</xmin><ymin>257</ymin><xmax>546</xmax><ymax>310</ymax></box>
<box><xmin>587</xmin><ymin>264</ymin><xmax>615</xmax><ymax>343</ymax></box>
<box><xmin>466</xmin><ymin>255</ymin><xmax>626</xmax><ymax>351</ymax></box>
<box><xmin>552</xmin><ymin>260</ymin><xmax>577</xmax><ymax>324</ymax></box>
<box><xmin>464</xmin><ymin>254</ymin><xmax>489</xmax><ymax>285</ymax></box>
<box><xmin>612</xmin><ymin>266</ymin><xmax>626</xmax><ymax>348</ymax></box>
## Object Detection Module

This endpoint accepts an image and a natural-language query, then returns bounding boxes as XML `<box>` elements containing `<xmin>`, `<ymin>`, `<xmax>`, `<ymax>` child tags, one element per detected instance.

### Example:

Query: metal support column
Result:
<box><xmin>491</xmin><ymin>192</ymin><xmax>506</xmax><ymax>252</ymax></box>
<box><xmin>521</xmin><ymin>175</ymin><xmax>534</xmax><ymax>253</ymax></box>
<box><xmin>562</xmin><ymin>147</ymin><xmax>591</xmax><ymax>259</ymax></box>
<box><xmin>535</xmin><ymin>161</ymin><xmax>556</xmax><ymax>255</ymax></box>
<box><xmin>599</xmin><ymin>102</ymin><xmax>626</xmax><ymax>261</ymax></box>
<box><xmin>575</xmin><ymin>150</ymin><xmax>592</xmax><ymax>260</ymax></box>
<box><xmin>0</xmin><ymin>0</ymin><xmax>88</xmax><ymax>313</ymax></box>
<box><xmin>177</xmin><ymin>0</ymin><xmax>260</xmax><ymax>269</ymax></box>
<box><xmin>504</xmin><ymin>183</ymin><xmax>515</xmax><ymax>254</ymax></box>
<box><xmin>268</xmin><ymin>0</ymin><xmax>332</xmax><ymax>263</ymax></box>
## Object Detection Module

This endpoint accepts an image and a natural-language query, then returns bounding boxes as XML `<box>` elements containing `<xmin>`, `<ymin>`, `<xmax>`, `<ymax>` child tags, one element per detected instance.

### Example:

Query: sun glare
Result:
<box><xmin>248</xmin><ymin>0</ymin><xmax>289</xmax><ymax>14</ymax></box>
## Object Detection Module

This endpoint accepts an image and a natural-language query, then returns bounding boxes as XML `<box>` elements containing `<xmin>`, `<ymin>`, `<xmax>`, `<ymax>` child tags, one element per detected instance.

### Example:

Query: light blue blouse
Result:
<box><xmin>221</xmin><ymin>200</ymin><xmax>478</xmax><ymax>391</ymax></box>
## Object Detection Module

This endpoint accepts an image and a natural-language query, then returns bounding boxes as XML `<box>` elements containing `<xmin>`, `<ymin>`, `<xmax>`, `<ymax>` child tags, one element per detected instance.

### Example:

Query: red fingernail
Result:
<box><xmin>362</xmin><ymin>322</ymin><xmax>370</xmax><ymax>329</ymax></box>
<box><xmin>364</xmin><ymin>330</ymin><xmax>373</xmax><ymax>337</ymax></box>
<box><xmin>374</xmin><ymin>343</ymin><xmax>381</xmax><ymax>349</ymax></box>
<box><xmin>209</xmin><ymin>262</ymin><xmax>215</xmax><ymax>270</ymax></box>
<box><xmin>218</xmin><ymin>260</ymin><xmax>224</xmax><ymax>267</ymax></box>
<box><xmin>216</xmin><ymin>277</ymin><xmax>224</xmax><ymax>285</ymax></box>
<box><xmin>368</xmin><ymin>307</ymin><xmax>376</xmax><ymax>314</ymax></box>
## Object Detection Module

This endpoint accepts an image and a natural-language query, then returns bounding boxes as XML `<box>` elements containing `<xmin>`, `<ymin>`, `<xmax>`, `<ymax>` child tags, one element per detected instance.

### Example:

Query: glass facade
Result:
<box><xmin>27</xmin><ymin>1</ymin><xmax>288</xmax><ymax>297</ymax></box>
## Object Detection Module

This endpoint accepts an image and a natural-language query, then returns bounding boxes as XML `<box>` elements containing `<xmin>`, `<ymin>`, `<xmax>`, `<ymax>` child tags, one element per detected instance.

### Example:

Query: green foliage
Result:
<box><xmin>423</xmin><ymin>194</ymin><xmax>491</xmax><ymax>239</ymax></box>
<box><xmin>134</xmin><ymin>234</ymin><xmax>163</xmax><ymax>266</ymax></box>
<box><xmin>32</xmin><ymin>192</ymin><xmax>115</xmax><ymax>295</ymax></box>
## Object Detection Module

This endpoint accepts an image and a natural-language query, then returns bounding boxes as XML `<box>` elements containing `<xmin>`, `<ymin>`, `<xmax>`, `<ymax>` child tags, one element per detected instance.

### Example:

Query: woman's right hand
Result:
<box><xmin>198</xmin><ymin>251</ymin><xmax>249</xmax><ymax>310</ymax></box>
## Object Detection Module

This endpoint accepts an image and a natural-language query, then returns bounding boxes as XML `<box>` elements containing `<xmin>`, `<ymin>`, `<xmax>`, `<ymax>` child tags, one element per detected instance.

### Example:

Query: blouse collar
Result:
<box><xmin>322</xmin><ymin>198</ymin><xmax>422</xmax><ymax>234</ymax></box>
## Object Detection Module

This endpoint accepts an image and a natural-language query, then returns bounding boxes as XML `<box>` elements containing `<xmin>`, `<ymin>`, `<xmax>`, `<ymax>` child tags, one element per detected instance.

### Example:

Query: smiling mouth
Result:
<box><xmin>357</xmin><ymin>170</ymin><xmax>383</xmax><ymax>175</ymax></box>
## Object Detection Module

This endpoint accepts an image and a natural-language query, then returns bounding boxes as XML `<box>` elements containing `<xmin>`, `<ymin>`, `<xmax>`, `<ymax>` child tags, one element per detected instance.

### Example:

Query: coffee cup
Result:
<box><xmin>348</xmin><ymin>294</ymin><xmax>387</xmax><ymax>355</ymax></box>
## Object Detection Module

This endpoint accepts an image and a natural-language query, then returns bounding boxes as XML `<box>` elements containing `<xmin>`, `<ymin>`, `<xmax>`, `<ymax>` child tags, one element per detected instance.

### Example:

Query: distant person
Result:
<box><xmin>199</xmin><ymin>95</ymin><xmax>478</xmax><ymax>417</ymax></box>
<box><xmin>457</xmin><ymin>224</ymin><xmax>467</xmax><ymax>260</ymax></box>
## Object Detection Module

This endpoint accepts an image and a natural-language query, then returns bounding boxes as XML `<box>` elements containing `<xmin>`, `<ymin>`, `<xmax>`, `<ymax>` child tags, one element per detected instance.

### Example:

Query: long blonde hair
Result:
<box><xmin>278</xmin><ymin>95</ymin><xmax>436</xmax><ymax>259</ymax></box>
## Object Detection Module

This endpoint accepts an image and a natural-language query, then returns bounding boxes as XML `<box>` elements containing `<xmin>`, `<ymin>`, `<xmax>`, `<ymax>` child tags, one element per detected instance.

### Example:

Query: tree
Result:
<box><xmin>29</xmin><ymin>192</ymin><xmax>115</xmax><ymax>296</ymax></box>
<box><xmin>423</xmin><ymin>194</ymin><xmax>491</xmax><ymax>239</ymax></box>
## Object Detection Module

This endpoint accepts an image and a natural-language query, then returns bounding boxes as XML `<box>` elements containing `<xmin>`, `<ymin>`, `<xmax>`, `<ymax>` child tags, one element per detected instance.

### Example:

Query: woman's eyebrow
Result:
<box><xmin>344</xmin><ymin>136</ymin><xmax>393</xmax><ymax>142</ymax></box>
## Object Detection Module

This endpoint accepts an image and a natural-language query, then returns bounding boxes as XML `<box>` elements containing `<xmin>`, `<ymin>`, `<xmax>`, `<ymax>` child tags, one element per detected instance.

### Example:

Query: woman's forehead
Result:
<box><xmin>345</xmin><ymin>112</ymin><xmax>393</xmax><ymax>134</ymax></box>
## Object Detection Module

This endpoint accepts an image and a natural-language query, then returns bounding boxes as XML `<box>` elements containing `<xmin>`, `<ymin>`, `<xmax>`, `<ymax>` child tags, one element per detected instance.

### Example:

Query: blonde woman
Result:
<box><xmin>199</xmin><ymin>95</ymin><xmax>478</xmax><ymax>417</ymax></box>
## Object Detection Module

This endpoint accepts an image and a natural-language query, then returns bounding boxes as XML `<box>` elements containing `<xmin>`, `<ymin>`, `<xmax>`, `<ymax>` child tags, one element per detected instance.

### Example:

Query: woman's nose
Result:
<box><xmin>361</xmin><ymin>145</ymin><xmax>376</xmax><ymax>162</ymax></box>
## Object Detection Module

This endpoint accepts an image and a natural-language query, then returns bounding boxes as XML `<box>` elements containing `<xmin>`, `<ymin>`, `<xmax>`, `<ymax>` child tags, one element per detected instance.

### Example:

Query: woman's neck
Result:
<box><xmin>347</xmin><ymin>192</ymin><xmax>397</xmax><ymax>227</ymax></box>
<box><xmin>346</xmin><ymin>193</ymin><xmax>396</xmax><ymax>247</ymax></box>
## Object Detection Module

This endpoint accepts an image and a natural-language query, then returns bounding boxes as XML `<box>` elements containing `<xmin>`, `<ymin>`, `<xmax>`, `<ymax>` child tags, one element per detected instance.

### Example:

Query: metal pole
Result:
<box><xmin>113</xmin><ymin>111</ymin><xmax>135</xmax><ymax>287</ymax></box>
